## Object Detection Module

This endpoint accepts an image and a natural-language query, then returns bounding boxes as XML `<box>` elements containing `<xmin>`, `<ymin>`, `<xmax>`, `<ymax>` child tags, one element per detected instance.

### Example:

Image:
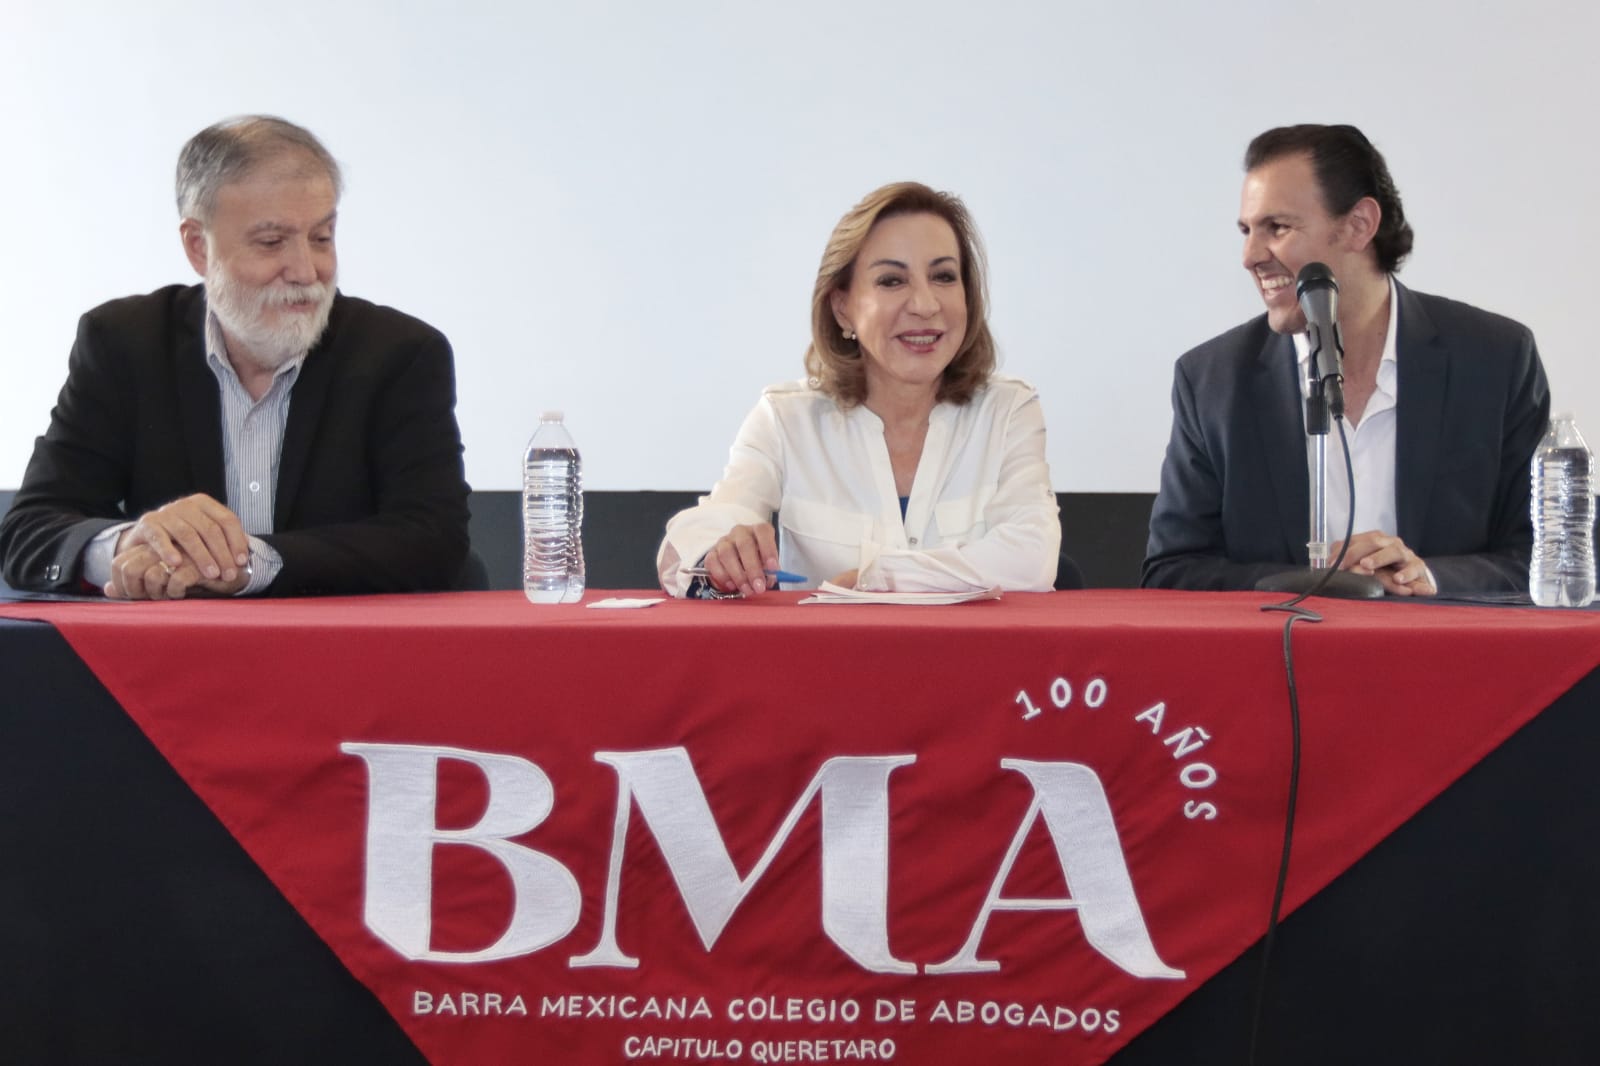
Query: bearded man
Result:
<box><xmin>0</xmin><ymin>116</ymin><xmax>470</xmax><ymax>597</ymax></box>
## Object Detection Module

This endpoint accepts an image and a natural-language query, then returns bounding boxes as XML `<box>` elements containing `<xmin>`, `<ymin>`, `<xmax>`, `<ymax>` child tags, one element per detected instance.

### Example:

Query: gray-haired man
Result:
<box><xmin>1</xmin><ymin>116</ymin><xmax>470</xmax><ymax>598</ymax></box>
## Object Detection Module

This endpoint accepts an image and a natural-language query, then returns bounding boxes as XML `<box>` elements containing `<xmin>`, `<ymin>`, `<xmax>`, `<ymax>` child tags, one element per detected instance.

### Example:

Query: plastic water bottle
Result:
<box><xmin>1530</xmin><ymin>413</ymin><xmax>1595</xmax><ymax>607</ymax></box>
<box><xmin>522</xmin><ymin>411</ymin><xmax>585</xmax><ymax>604</ymax></box>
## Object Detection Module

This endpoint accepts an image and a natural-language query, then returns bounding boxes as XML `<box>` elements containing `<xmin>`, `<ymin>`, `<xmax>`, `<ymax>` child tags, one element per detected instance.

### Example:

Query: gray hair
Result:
<box><xmin>175</xmin><ymin>115</ymin><xmax>343</xmax><ymax>223</ymax></box>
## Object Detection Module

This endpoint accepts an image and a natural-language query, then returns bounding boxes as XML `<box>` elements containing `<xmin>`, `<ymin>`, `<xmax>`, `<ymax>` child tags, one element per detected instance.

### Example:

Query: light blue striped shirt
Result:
<box><xmin>202</xmin><ymin>311</ymin><xmax>294</xmax><ymax>593</ymax></box>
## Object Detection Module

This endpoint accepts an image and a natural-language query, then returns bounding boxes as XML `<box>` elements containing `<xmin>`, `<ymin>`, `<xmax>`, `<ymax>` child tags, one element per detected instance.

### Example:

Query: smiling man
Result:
<box><xmin>0</xmin><ymin>116</ymin><xmax>470</xmax><ymax>598</ymax></box>
<box><xmin>1142</xmin><ymin>124</ymin><xmax>1549</xmax><ymax>596</ymax></box>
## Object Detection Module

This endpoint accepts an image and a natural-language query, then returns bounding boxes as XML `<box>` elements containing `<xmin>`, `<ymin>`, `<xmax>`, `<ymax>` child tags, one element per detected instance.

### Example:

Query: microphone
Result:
<box><xmin>1253</xmin><ymin>261</ymin><xmax>1383</xmax><ymax>599</ymax></box>
<box><xmin>1296</xmin><ymin>263</ymin><xmax>1345</xmax><ymax>419</ymax></box>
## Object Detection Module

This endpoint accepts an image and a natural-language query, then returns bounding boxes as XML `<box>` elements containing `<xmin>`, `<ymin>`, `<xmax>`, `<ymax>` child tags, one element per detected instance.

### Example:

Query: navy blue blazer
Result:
<box><xmin>0</xmin><ymin>285</ymin><xmax>470</xmax><ymax>595</ymax></box>
<box><xmin>1142</xmin><ymin>283</ymin><xmax>1549</xmax><ymax>594</ymax></box>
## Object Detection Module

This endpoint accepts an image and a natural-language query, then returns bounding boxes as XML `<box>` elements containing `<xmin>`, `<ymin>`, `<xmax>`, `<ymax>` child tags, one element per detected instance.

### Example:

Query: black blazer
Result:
<box><xmin>1142</xmin><ymin>283</ymin><xmax>1550</xmax><ymax>595</ymax></box>
<box><xmin>0</xmin><ymin>285</ymin><xmax>470</xmax><ymax>595</ymax></box>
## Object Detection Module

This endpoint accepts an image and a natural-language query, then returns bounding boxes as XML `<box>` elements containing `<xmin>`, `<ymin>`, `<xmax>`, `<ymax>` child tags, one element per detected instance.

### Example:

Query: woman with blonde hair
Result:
<box><xmin>658</xmin><ymin>181</ymin><xmax>1060</xmax><ymax>597</ymax></box>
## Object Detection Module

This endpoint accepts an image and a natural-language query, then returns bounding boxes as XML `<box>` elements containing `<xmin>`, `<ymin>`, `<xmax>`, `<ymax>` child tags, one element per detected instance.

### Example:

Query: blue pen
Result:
<box><xmin>684</xmin><ymin>566</ymin><xmax>808</xmax><ymax>584</ymax></box>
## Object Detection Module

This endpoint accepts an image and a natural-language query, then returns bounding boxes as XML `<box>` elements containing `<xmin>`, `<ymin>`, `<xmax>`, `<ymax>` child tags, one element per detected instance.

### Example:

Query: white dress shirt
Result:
<box><xmin>658</xmin><ymin>375</ymin><xmax>1061</xmax><ymax>596</ymax></box>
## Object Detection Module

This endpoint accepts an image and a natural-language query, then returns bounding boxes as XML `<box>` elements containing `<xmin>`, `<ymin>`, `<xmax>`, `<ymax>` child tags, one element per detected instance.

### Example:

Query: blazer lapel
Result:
<box><xmin>1253</xmin><ymin>330</ymin><xmax>1309</xmax><ymax>562</ymax></box>
<box><xmin>175</xmin><ymin>289</ymin><xmax>227</xmax><ymax>499</ymax></box>
<box><xmin>1394</xmin><ymin>282</ymin><xmax>1446</xmax><ymax>546</ymax></box>
<box><xmin>274</xmin><ymin>296</ymin><xmax>342</xmax><ymax>527</ymax></box>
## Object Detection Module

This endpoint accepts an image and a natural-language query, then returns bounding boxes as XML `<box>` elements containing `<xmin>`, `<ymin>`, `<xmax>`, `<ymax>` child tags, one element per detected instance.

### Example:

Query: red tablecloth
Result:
<box><xmin>5</xmin><ymin>589</ymin><xmax>1596</xmax><ymax>1065</ymax></box>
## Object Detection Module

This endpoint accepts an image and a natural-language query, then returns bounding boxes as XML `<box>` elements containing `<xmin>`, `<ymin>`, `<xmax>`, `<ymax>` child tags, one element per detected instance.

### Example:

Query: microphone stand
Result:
<box><xmin>1256</xmin><ymin>327</ymin><xmax>1383</xmax><ymax>600</ymax></box>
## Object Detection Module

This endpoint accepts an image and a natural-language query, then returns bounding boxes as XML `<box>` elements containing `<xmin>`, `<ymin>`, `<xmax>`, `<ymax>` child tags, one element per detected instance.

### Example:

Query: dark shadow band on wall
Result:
<box><xmin>476</xmin><ymin>491</ymin><xmax>1153</xmax><ymax>590</ymax></box>
<box><xmin>0</xmin><ymin>489</ymin><xmax>1156</xmax><ymax>593</ymax></box>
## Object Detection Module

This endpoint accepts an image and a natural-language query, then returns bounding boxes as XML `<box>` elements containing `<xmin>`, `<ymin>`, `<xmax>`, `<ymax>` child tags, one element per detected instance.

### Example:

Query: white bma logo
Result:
<box><xmin>340</xmin><ymin>743</ymin><xmax>1183</xmax><ymax>980</ymax></box>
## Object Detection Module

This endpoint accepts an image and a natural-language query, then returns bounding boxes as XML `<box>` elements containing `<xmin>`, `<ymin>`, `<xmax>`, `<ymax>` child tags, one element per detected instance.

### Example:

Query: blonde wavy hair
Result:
<box><xmin>805</xmin><ymin>181</ymin><xmax>996</xmax><ymax>406</ymax></box>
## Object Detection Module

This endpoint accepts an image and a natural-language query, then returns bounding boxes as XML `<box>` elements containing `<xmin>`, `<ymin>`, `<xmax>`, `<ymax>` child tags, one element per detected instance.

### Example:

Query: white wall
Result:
<box><xmin>3</xmin><ymin>1</ymin><xmax>1594</xmax><ymax>492</ymax></box>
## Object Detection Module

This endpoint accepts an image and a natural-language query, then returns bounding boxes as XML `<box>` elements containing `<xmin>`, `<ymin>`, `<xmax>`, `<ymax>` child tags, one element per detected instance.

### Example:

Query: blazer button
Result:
<box><xmin>45</xmin><ymin>564</ymin><xmax>61</xmax><ymax>581</ymax></box>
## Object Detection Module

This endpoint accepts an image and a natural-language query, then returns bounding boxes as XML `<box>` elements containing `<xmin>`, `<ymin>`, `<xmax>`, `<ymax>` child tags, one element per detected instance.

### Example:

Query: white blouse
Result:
<box><xmin>657</xmin><ymin>376</ymin><xmax>1061</xmax><ymax>596</ymax></box>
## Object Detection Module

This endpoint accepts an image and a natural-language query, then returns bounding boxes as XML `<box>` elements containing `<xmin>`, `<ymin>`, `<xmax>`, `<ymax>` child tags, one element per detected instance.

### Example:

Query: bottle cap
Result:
<box><xmin>541</xmin><ymin>410</ymin><xmax>564</xmax><ymax>422</ymax></box>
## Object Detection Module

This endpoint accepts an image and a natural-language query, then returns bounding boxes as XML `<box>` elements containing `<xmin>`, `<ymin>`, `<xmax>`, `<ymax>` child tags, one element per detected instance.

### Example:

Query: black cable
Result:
<box><xmin>1246</xmin><ymin>604</ymin><xmax>1313</xmax><ymax>1064</ymax></box>
<box><xmin>1248</xmin><ymin>416</ymin><xmax>1358</xmax><ymax>1065</ymax></box>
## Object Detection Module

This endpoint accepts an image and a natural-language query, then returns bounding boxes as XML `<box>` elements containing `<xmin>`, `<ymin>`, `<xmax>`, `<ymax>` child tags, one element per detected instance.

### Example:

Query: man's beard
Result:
<box><xmin>205</xmin><ymin>264</ymin><xmax>336</xmax><ymax>371</ymax></box>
